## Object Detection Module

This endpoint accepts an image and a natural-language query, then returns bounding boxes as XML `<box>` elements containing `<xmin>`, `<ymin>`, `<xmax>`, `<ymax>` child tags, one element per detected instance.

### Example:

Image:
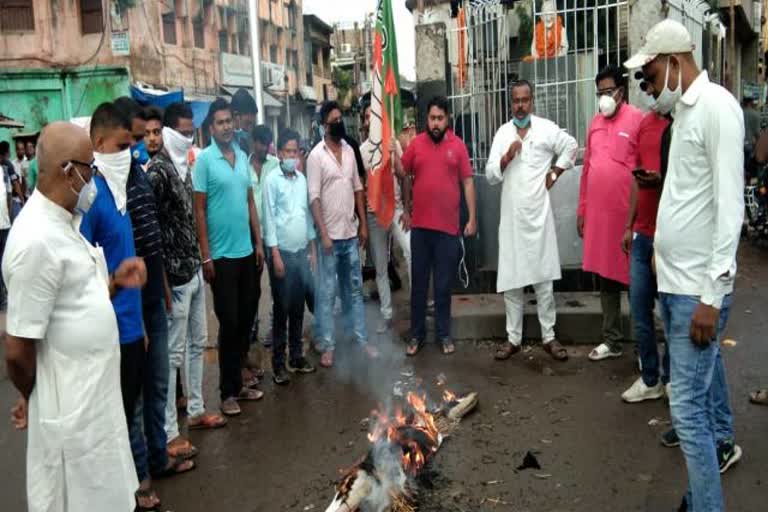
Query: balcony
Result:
<box><xmin>718</xmin><ymin>0</ymin><xmax>762</xmax><ymax>38</ymax></box>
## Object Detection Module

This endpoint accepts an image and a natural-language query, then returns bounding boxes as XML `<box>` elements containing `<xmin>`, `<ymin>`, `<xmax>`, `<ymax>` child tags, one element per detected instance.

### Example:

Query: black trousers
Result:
<box><xmin>212</xmin><ymin>255</ymin><xmax>257</xmax><ymax>400</ymax></box>
<box><xmin>120</xmin><ymin>339</ymin><xmax>146</xmax><ymax>427</ymax></box>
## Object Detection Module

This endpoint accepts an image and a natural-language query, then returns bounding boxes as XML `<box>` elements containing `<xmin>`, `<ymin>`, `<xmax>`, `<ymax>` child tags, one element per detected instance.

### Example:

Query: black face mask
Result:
<box><xmin>428</xmin><ymin>128</ymin><xmax>446</xmax><ymax>143</ymax></box>
<box><xmin>328</xmin><ymin>121</ymin><xmax>346</xmax><ymax>140</ymax></box>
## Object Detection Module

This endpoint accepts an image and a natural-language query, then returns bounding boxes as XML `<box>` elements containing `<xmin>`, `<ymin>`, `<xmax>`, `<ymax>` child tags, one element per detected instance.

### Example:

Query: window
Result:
<box><xmin>0</xmin><ymin>0</ymin><xmax>35</xmax><ymax>31</ymax></box>
<box><xmin>80</xmin><ymin>0</ymin><xmax>103</xmax><ymax>34</ymax></box>
<box><xmin>239</xmin><ymin>32</ymin><xmax>250</xmax><ymax>56</ymax></box>
<box><xmin>193</xmin><ymin>19</ymin><xmax>205</xmax><ymax>49</ymax></box>
<box><xmin>219</xmin><ymin>31</ymin><xmax>229</xmax><ymax>52</ymax></box>
<box><xmin>162</xmin><ymin>12</ymin><xmax>176</xmax><ymax>45</ymax></box>
<box><xmin>270</xmin><ymin>45</ymin><xmax>278</xmax><ymax>64</ymax></box>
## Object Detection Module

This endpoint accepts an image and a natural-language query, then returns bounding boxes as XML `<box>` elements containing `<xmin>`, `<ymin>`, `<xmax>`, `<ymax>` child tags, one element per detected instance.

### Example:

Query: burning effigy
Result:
<box><xmin>325</xmin><ymin>389</ymin><xmax>479</xmax><ymax>512</ymax></box>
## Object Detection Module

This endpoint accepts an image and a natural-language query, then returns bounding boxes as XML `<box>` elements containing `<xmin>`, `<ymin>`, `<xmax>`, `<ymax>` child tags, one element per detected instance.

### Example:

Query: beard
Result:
<box><xmin>428</xmin><ymin>128</ymin><xmax>446</xmax><ymax>143</ymax></box>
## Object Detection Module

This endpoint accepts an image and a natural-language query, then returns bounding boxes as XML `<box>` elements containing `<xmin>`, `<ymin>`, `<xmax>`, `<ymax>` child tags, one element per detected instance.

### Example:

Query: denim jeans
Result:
<box><xmin>130</xmin><ymin>300</ymin><xmax>170</xmax><ymax>481</ymax></box>
<box><xmin>659</xmin><ymin>293</ymin><xmax>734</xmax><ymax>512</ymax></box>
<box><xmin>165</xmin><ymin>269</ymin><xmax>207</xmax><ymax>442</ymax></box>
<box><xmin>315</xmin><ymin>238</ymin><xmax>367</xmax><ymax>350</ymax></box>
<box><xmin>630</xmin><ymin>233</ymin><xmax>669</xmax><ymax>386</ymax></box>
<box><xmin>410</xmin><ymin>228</ymin><xmax>461</xmax><ymax>343</ymax></box>
<box><xmin>271</xmin><ymin>247</ymin><xmax>314</xmax><ymax>368</ymax></box>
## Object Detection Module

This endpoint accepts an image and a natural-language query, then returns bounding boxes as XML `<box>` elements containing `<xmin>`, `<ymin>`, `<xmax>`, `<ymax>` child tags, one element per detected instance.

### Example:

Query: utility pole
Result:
<box><xmin>248</xmin><ymin>0</ymin><xmax>265</xmax><ymax>124</ymax></box>
<box><xmin>284</xmin><ymin>0</ymin><xmax>291</xmax><ymax>127</ymax></box>
<box><xmin>730</xmin><ymin>0</ymin><xmax>737</xmax><ymax>96</ymax></box>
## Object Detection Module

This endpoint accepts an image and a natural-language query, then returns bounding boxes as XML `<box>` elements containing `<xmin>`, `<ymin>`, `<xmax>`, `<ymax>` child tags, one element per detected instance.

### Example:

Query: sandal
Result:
<box><xmin>152</xmin><ymin>456</ymin><xmax>195</xmax><ymax>479</ymax></box>
<box><xmin>406</xmin><ymin>338</ymin><xmax>424</xmax><ymax>356</ymax></box>
<box><xmin>749</xmin><ymin>389</ymin><xmax>768</xmax><ymax>405</ymax></box>
<box><xmin>320</xmin><ymin>351</ymin><xmax>334</xmax><ymax>368</ymax></box>
<box><xmin>166</xmin><ymin>437</ymin><xmax>198</xmax><ymax>459</ymax></box>
<box><xmin>237</xmin><ymin>388</ymin><xmax>264</xmax><ymax>401</ymax></box>
<box><xmin>135</xmin><ymin>489</ymin><xmax>160</xmax><ymax>511</ymax></box>
<box><xmin>494</xmin><ymin>343</ymin><xmax>521</xmax><ymax>360</ymax></box>
<box><xmin>188</xmin><ymin>413</ymin><xmax>228</xmax><ymax>430</ymax></box>
<box><xmin>544</xmin><ymin>339</ymin><xmax>569</xmax><ymax>361</ymax></box>
<box><xmin>441</xmin><ymin>340</ymin><xmax>456</xmax><ymax>355</ymax></box>
<box><xmin>589</xmin><ymin>342</ymin><xmax>623</xmax><ymax>361</ymax></box>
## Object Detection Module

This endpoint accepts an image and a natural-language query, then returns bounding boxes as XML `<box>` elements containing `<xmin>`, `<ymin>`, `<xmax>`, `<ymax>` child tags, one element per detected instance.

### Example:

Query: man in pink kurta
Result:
<box><xmin>578</xmin><ymin>66</ymin><xmax>643</xmax><ymax>360</ymax></box>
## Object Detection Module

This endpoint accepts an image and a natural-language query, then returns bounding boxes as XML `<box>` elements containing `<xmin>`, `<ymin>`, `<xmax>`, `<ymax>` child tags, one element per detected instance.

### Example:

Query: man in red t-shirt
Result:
<box><xmin>620</xmin><ymin>109</ymin><xmax>670</xmax><ymax>403</ymax></box>
<box><xmin>401</xmin><ymin>96</ymin><xmax>477</xmax><ymax>356</ymax></box>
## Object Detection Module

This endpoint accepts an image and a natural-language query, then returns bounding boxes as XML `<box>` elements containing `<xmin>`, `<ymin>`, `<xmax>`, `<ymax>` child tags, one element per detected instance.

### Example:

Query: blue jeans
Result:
<box><xmin>271</xmin><ymin>247</ymin><xmax>314</xmax><ymax>368</ymax></box>
<box><xmin>659</xmin><ymin>293</ymin><xmax>734</xmax><ymax>512</ymax></box>
<box><xmin>130</xmin><ymin>300</ymin><xmax>170</xmax><ymax>481</ymax></box>
<box><xmin>165</xmin><ymin>270</ymin><xmax>207</xmax><ymax>442</ymax></box>
<box><xmin>629</xmin><ymin>233</ymin><xmax>669</xmax><ymax>386</ymax></box>
<box><xmin>315</xmin><ymin>238</ymin><xmax>367</xmax><ymax>350</ymax></box>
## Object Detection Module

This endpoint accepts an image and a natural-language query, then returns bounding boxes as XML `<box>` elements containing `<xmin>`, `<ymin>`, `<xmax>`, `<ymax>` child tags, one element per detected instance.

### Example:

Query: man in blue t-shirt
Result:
<box><xmin>193</xmin><ymin>98</ymin><xmax>265</xmax><ymax>417</ymax></box>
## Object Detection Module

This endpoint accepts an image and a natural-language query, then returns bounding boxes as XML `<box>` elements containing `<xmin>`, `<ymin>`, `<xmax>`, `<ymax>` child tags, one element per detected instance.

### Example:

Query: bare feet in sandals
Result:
<box><xmin>544</xmin><ymin>339</ymin><xmax>569</xmax><ymax>361</ymax></box>
<box><xmin>441</xmin><ymin>339</ymin><xmax>456</xmax><ymax>355</ymax></box>
<box><xmin>188</xmin><ymin>412</ymin><xmax>227</xmax><ymax>430</ymax></box>
<box><xmin>494</xmin><ymin>343</ymin><xmax>521</xmax><ymax>360</ymax></box>
<box><xmin>152</xmin><ymin>456</ymin><xmax>195</xmax><ymax>479</ymax></box>
<box><xmin>135</xmin><ymin>487</ymin><xmax>160</xmax><ymax>511</ymax></box>
<box><xmin>406</xmin><ymin>338</ymin><xmax>423</xmax><ymax>356</ymax></box>
<box><xmin>166</xmin><ymin>436</ymin><xmax>198</xmax><ymax>459</ymax></box>
<box><xmin>749</xmin><ymin>389</ymin><xmax>768</xmax><ymax>405</ymax></box>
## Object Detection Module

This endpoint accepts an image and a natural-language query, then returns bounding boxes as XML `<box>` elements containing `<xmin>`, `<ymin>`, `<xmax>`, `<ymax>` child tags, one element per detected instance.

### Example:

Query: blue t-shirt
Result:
<box><xmin>80</xmin><ymin>175</ymin><xmax>144</xmax><ymax>344</ymax></box>
<box><xmin>193</xmin><ymin>141</ymin><xmax>254</xmax><ymax>260</ymax></box>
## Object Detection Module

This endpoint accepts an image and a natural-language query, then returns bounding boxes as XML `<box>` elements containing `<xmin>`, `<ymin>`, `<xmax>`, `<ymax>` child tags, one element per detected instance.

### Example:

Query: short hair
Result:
<box><xmin>277</xmin><ymin>129</ymin><xmax>300</xmax><ymax>150</ymax></box>
<box><xmin>320</xmin><ymin>101</ymin><xmax>342</xmax><ymax>124</ymax></box>
<box><xmin>144</xmin><ymin>106</ymin><xmax>163</xmax><ymax>124</ymax></box>
<box><xmin>426</xmin><ymin>96</ymin><xmax>450</xmax><ymax>115</ymax></box>
<box><xmin>0</xmin><ymin>141</ymin><xmax>9</xmax><ymax>156</ymax></box>
<box><xmin>231</xmin><ymin>89</ymin><xmax>257</xmax><ymax>115</ymax></box>
<box><xmin>113</xmin><ymin>96</ymin><xmax>146</xmax><ymax>122</ymax></box>
<box><xmin>205</xmin><ymin>98</ymin><xmax>232</xmax><ymax>128</ymax></box>
<box><xmin>251</xmin><ymin>125</ymin><xmax>273</xmax><ymax>146</ymax></box>
<box><xmin>90</xmin><ymin>102</ymin><xmax>132</xmax><ymax>138</ymax></box>
<box><xmin>595</xmin><ymin>65</ymin><xmax>627</xmax><ymax>89</ymax></box>
<box><xmin>511</xmin><ymin>79</ymin><xmax>534</xmax><ymax>97</ymax></box>
<box><xmin>14</xmin><ymin>139</ymin><xmax>25</xmax><ymax>149</ymax></box>
<box><xmin>163</xmin><ymin>102</ymin><xmax>194</xmax><ymax>130</ymax></box>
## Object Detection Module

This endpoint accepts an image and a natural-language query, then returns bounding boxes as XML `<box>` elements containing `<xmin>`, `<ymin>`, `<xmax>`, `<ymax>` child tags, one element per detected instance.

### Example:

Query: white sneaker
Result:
<box><xmin>622</xmin><ymin>377</ymin><xmax>665</xmax><ymax>403</ymax></box>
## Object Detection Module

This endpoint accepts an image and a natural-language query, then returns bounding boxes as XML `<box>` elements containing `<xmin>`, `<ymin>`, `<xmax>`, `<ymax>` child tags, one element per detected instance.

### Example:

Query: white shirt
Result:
<box><xmin>654</xmin><ymin>72</ymin><xmax>745</xmax><ymax>309</ymax></box>
<box><xmin>3</xmin><ymin>191</ymin><xmax>138</xmax><ymax>512</ymax></box>
<box><xmin>486</xmin><ymin>115</ymin><xmax>577</xmax><ymax>291</ymax></box>
<box><xmin>0</xmin><ymin>165</ymin><xmax>10</xmax><ymax>229</ymax></box>
<box><xmin>359</xmin><ymin>138</ymin><xmax>405</xmax><ymax>211</ymax></box>
<box><xmin>12</xmin><ymin>156</ymin><xmax>29</xmax><ymax>180</ymax></box>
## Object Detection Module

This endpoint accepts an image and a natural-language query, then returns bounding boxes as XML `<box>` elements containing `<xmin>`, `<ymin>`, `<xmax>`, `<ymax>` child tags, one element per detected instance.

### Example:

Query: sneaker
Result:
<box><xmin>660</xmin><ymin>428</ymin><xmax>680</xmax><ymax>448</ymax></box>
<box><xmin>220</xmin><ymin>397</ymin><xmax>241</xmax><ymax>416</ymax></box>
<box><xmin>273</xmin><ymin>367</ymin><xmax>291</xmax><ymax>385</ymax></box>
<box><xmin>289</xmin><ymin>357</ymin><xmax>316</xmax><ymax>374</ymax></box>
<box><xmin>717</xmin><ymin>440</ymin><xmax>742</xmax><ymax>474</ymax></box>
<box><xmin>621</xmin><ymin>377</ymin><xmax>665</xmax><ymax>403</ymax></box>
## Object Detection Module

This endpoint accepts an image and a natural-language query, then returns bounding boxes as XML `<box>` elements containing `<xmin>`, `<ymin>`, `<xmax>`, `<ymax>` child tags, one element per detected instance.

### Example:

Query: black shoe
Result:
<box><xmin>660</xmin><ymin>428</ymin><xmax>680</xmax><ymax>448</ymax></box>
<box><xmin>272</xmin><ymin>367</ymin><xmax>291</xmax><ymax>385</ymax></box>
<box><xmin>717</xmin><ymin>440</ymin><xmax>742</xmax><ymax>474</ymax></box>
<box><xmin>677</xmin><ymin>497</ymin><xmax>687</xmax><ymax>512</ymax></box>
<box><xmin>289</xmin><ymin>357</ymin><xmax>316</xmax><ymax>374</ymax></box>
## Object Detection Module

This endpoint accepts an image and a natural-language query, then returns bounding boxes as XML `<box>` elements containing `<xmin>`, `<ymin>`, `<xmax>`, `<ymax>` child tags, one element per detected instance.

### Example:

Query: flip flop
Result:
<box><xmin>134</xmin><ymin>489</ymin><xmax>160</xmax><ymax>512</ymax></box>
<box><xmin>188</xmin><ymin>413</ymin><xmax>228</xmax><ymax>430</ymax></box>
<box><xmin>544</xmin><ymin>340</ymin><xmax>569</xmax><ymax>361</ymax></box>
<box><xmin>406</xmin><ymin>339</ymin><xmax>423</xmax><ymax>356</ymax></box>
<box><xmin>442</xmin><ymin>341</ymin><xmax>456</xmax><ymax>355</ymax></box>
<box><xmin>152</xmin><ymin>456</ymin><xmax>195</xmax><ymax>480</ymax></box>
<box><xmin>320</xmin><ymin>351</ymin><xmax>334</xmax><ymax>368</ymax></box>
<box><xmin>494</xmin><ymin>343</ymin><xmax>521</xmax><ymax>360</ymax></box>
<box><xmin>166</xmin><ymin>437</ymin><xmax>198</xmax><ymax>459</ymax></box>
<box><xmin>589</xmin><ymin>342</ymin><xmax>622</xmax><ymax>361</ymax></box>
<box><xmin>749</xmin><ymin>389</ymin><xmax>768</xmax><ymax>405</ymax></box>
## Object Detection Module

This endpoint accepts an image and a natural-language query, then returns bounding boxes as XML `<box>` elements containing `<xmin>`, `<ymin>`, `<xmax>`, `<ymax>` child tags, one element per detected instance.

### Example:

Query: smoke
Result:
<box><xmin>361</xmin><ymin>443</ymin><xmax>408</xmax><ymax>512</ymax></box>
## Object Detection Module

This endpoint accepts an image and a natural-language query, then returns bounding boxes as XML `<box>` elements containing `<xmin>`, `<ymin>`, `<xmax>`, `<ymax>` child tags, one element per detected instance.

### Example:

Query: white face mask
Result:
<box><xmin>654</xmin><ymin>57</ymin><xmax>682</xmax><ymax>115</ymax></box>
<box><xmin>65</xmin><ymin>163</ymin><xmax>98</xmax><ymax>215</ymax></box>
<box><xmin>162</xmin><ymin>127</ymin><xmax>194</xmax><ymax>181</ymax></box>
<box><xmin>599</xmin><ymin>93</ymin><xmax>619</xmax><ymax>117</ymax></box>
<box><xmin>94</xmin><ymin>148</ymin><xmax>131</xmax><ymax>213</ymax></box>
<box><xmin>639</xmin><ymin>91</ymin><xmax>658</xmax><ymax>112</ymax></box>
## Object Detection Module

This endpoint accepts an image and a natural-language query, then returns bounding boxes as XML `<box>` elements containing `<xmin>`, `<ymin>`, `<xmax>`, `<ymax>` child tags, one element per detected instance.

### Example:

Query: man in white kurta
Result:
<box><xmin>486</xmin><ymin>80</ymin><xmax>578</xmax><ymax>361</ymax></box>
<box><xmin>3</xmin><ymin>123</ymin><xmax>144</xmax><ymax>512</ymax></box>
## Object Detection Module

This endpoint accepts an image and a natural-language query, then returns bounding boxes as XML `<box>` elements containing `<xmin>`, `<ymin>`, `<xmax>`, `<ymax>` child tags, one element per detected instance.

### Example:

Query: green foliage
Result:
<box><xmin>517</xmin><ymin>2</ymin><xmax>533</xmax><ymax>52</ymax></box>
<box><xmin>116</xmin><ymin>0</ymin><xmax>136</xmax><ymax>11</ymax></box>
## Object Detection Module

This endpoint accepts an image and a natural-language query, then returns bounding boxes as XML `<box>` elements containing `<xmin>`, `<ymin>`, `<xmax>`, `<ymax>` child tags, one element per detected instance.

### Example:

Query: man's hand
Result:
<box><xmin>464</xmin><ymin>217</ymin><xmax>477</xmax><ymax>237</ymax></box>
<box><xmin>11</xmin><ymin>397</ymin><xmax>27</xmax><ymax>430</ymax></box>
<box><xmin>506</xmin><ymin>140</ymin><xmax>522</xmax><ymax>161</ymax></box>
<box><xmin>114</xmin><ymin>257</ymin><xmax>147</xmax><ymax>289</ymax></box>
<box><xmin>202</xmin><ymin>260</ymin><xmax>215</xmax><ymax>283</ymax></box>
<box><xmin>309</xmin><ymin>248</ymin><xmax>317</xmax><ymax>274</ymax></box>
<box><xmin>635</xmin><ymin>171</ymin><xmax>662</xmax><ymax>189</ymax></box>
<box><xmin>399</xmin><ymin>211</ymin><xmax>411</xmax><ymax>233</ymax></box>
<box><xmin>321</xmin><ymin>233</ymin><xmax>333</xmax><ymax>255</ymax></box>
<box><xmin>621</xmin><ymin>228</ymin><xmax>633</xmax><ymax>254</ymax></box>
<box><xmin>164</xmin><ymin>284</ymin><xmax>173</xmax><ymax>313</ymax></box>
<box><xmin>273</xmin><ymin>252</ymin><xmax>286</xmax><ymax>278</ymax></box>
<box><xmin>545</xmin><ymin>171</ymin><xmax>557</xmax><ymax>190</ymax></box>
<box><xmin>359</xmin><ymin>224</ymin><xmax>369</xmax><ymax>249</ymax></box>
<box><xmin>577</xmin><ymin>215</ymin><xmax>585</xmax><ymax>238</ymax></box>
<box><xmin>255</xmin><ymin>244</ymin><xmax>265</xmax><ymax>270</ymax></box>
<box><xmin>690</xmin><ymin>303</ymin><xmax>720</xmax><ymax>347</ymax></box>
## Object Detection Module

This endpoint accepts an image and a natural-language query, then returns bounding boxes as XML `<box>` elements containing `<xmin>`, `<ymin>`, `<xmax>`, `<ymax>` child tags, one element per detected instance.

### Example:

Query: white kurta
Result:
<box><xmin>486</xmin><ymin>115</ymin><xmax>578</xmax><ymax>292</ymax></box>
<box><xmin>3</xmin><ymin>191</ymin><xmax>137</xmax><ymax>512</ymax></box>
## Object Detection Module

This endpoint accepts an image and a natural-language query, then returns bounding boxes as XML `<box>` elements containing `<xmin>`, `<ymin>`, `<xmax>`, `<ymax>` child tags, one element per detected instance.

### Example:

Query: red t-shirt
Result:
<box><xmin>634</xmin><ymin>112</ymin><xmax>670</xmax><ymax>238</ymax></box>
<box><xmin>401</xmin><ymin>130</ymin><xmax>473</xmax><ymax>236</ymax></box>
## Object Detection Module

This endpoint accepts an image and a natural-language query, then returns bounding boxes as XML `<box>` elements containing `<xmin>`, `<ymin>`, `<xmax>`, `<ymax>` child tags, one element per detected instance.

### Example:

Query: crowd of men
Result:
<box><xmin>0</xmin><ymin>19</ymin><xmax>755</xmax><ymax>512</ymax></box>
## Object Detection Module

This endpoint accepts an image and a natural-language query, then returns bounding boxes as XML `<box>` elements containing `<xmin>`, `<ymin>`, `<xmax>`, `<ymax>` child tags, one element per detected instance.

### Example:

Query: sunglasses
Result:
<box><xmin>635</xmin><ymin>71</ymin><xmax>652</xmax><ymax>92</ymax></box>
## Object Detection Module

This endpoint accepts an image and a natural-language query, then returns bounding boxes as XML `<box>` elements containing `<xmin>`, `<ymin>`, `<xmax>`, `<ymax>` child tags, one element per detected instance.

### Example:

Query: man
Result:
<box><xmin>0</xmin><ymin>141</ymin><xmax>25</xmax><ymax>220</ymax></box>
<box><xmin>0</xmin><ymin>141</ymin><xmax>13</xmax><ymax>310</ymax></box>
<box><xmin>307</xmin><ymin>100</ymin><xmax>376</xmax><ymax>368</ymax></box>
<box><xmin>620</xmin><ymin>97</ymin><xmax>671</xmax><ymax>403</ymax></box>
<box><xmin>487</xmin><ymin>80</ymin><xmax>577</xmax><ymax>362</ymax></box>
<box><xmin>743</xmin><ymin>97</ymin><xmax>761</xmax><ymax>159</ymax></box>
<box><xmin>263</xmin><ymin>129</ymin><xmax>317</xmax><ymax>384</ymax></box>
<box><xmin>578</xmin><ymin>65</ymin><xmax>643</xmax><ymax>361</ymax></box>
<box><xmin>231</xmin><ymin>88</ymin><xmax>258</xmax><ymax>154</ymax></box>
<box><xmin>114</xmin><ymin>97</ymin><xmax>151</xmax><ymax>168</ymax></box>
<box><xmin>144</xmin><ymin>106</ymin><xmax>164</xmax><ymax>158</ymax></box>
<box><xmin>11</xmin><ymin>139</ymin><xmax>29</xmax><ymax>194</ymax></box>
<box><xmin>626</xmin><ymin>19</ymin><xmax>744</xmax><ymax>511</ymax></box>
<box><xmin>4</xmin><ymin>121</ymin><xmax>144</xmax><ymax>511</ymax></box>
<box><xmin>359</xmin><ymin>105</ymin><xmax>411</xmax><ymax>333</ymax></box>
<box><xmin>26</xmin><ymin>140</ymin><xmax>38</xmax><ymax>195</ymax></box>
<box><xmin>147</xmin><ymin>102</ymin><xmax>227</xmax><ymax>457</ymax></box>
<box><xmin>193</xmin><ymin>98</ymin><xmax>265</xmax><ymax>416</ymax></box>
<box><xmin>402</xmin><ymin>96</ymin><xmax>477</xmax><ymax>356</ymax></box>
<box><xmin>26</xmin><ymin>139</ymin><xmax>36</xmax><ymax>161</ymax></box>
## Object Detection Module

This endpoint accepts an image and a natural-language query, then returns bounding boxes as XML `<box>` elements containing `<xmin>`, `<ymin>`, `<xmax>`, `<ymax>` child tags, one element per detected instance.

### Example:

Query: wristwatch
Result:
<box><xmin>549</xmin><ymin>171</ymin><xmax>558</xmax><ymax>183</ymax></box>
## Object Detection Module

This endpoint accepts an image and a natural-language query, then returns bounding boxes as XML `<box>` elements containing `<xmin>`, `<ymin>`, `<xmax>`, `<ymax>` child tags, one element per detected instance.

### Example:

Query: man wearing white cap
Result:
<box><xmin>625</xmin><ymin>18</ymin><xmax>743</xmax><ymax>511</ymax></box>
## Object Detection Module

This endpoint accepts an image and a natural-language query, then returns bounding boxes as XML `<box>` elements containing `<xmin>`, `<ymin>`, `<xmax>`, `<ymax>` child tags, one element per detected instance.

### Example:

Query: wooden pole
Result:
<box><xmin>730</xmin><ymin>0</ymin><xmax>737</xmax><ymax>96</ymax></box>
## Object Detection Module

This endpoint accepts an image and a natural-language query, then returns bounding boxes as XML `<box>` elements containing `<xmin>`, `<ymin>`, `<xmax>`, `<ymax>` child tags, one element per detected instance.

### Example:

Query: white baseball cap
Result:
<box><xmin>624</xmin><ymin>19</ymin><xmax>694</xmax><ymax>69</ymax></box>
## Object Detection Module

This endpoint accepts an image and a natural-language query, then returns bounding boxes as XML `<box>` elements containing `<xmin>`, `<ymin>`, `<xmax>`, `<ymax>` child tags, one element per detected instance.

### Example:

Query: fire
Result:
<box><xmin>366</xmin><ymin>392</ymin><xmax>442</xmax><ymax>476</ymax></box>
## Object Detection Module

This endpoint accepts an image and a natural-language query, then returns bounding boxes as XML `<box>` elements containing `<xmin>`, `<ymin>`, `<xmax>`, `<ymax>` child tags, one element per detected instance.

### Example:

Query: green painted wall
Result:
<box><xmin>0</xmin><ymin>66</ymin><xmax>130</xmax><ymax>146</ymax></box>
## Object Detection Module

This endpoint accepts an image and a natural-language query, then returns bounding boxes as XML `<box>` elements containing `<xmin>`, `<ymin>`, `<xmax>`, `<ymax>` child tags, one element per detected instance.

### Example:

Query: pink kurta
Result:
<box><xmin>578</xmin><ymin>104</ymin><xmax>643</xmax><ymax>285</ymax></box>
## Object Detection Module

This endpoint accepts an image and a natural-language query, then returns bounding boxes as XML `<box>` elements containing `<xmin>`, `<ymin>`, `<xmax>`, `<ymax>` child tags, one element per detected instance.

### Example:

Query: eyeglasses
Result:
<box><xmin>69</xmin><ymin>159</ymin><xmax>98</xmax><ymax>173</ymax></box>
<box><xmin>595</xmin><ymin>87</ymin><xmax>618</xmax><ymax>98</ymax></box>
